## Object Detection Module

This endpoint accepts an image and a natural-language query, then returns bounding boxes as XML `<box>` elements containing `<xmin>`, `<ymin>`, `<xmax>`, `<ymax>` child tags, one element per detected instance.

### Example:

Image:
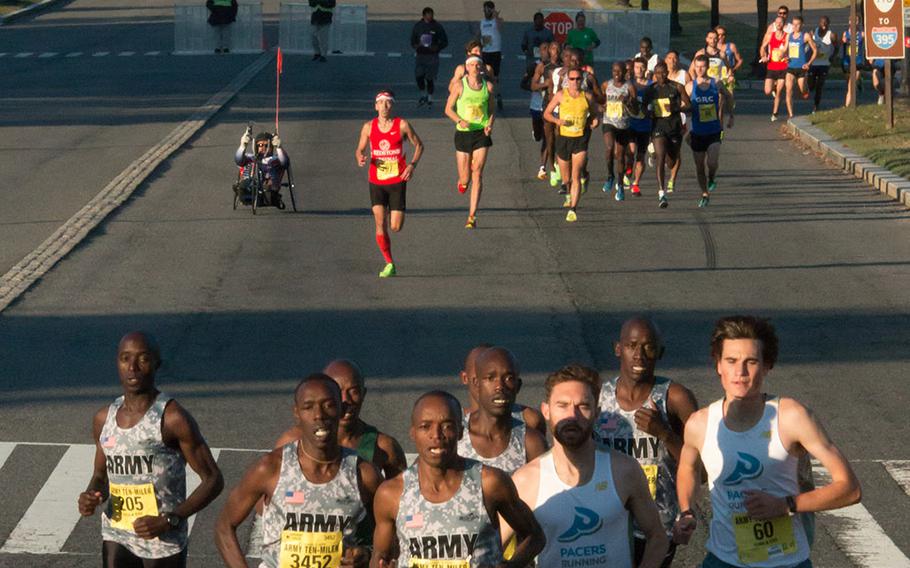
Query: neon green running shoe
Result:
<box><xmin>667</xmin><ymin>179</ymin><xmax>675</xmax><ymax>194</ymax></box>
<box><xmin>549</xmin><ymin>169</ymin><xmax>561</xmax><ymax>187</ymax></box>
<box><xmin>566</xmin><ymin>209</ymin><xmax>577</xmax><ymax>222</ymax></box>
<box><xmin>563</xmin><ymin>194</ymin><xmax>571</xmax><ymax>207</ymax></box>
<box><xmin>379</xmin><ymin>263</ymin><xmax>396</xmax><ymax>278</ymax></box>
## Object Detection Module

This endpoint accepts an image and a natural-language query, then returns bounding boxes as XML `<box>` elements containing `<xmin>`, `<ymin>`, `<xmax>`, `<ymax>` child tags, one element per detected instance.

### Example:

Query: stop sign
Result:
<box><xmin>544</xmin><ymin>12</ymin><xmax>574</xmax><ymax>44</ymax></box>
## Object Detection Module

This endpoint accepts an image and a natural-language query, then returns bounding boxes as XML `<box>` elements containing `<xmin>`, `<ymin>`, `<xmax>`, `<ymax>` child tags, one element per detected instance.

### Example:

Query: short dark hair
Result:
<box><xmin>534</xmin><ymin>11</ymin><xmax>544</xmax><ymax>19</ymax></box>
<box><xmin>666</xmin><ymin>49</ymin><xmax>679</xmax><ymax>57</ymax></box>
<box><xmin>654</xmin><ymin>60</ymin><xmax>668</xmax><ymax>72</ymax></box>
<box><xmin>465</xmin><ymin>39</ymin><xmax>483</xmax><ymax>53</ymax></box>
<box><xmin>412</xmin><ymin>390</ymin><xmax>463</xmax><ymax>422</ymax></box>
<box><xmin>294</xmin><ymin>373</ymin><xmax>342</xmax><ymax>404</ymax></box>
<box><xmin>710</xmin><ymin>315</ymin><xmax>780</xmax><ymax>368</ymax></box>
<box><xmin>694</xmin><ymin>53</ymin><xmax>710</xmax><ymax>64</ymax></box>
<box><xmin>792</xmin><ymin>15</ymin><xmax>803</xmax><ymax>24</ymax></box>
<box><xmin>483</xmin><ymin>0</ymin><xmax>495</xmax><ymax>8</ymax></box>
<box><xmin>640</xmin><ymin>36</ymin><xmax>653</xmax><ymax>48</ymax></box>
<box><xmin>422</xmin><ymin>6</ymin><xmax>433</xmax><ymax>16</ymax></box>
<box><xmin>544</xmin><ymin>364</ymin><xmax>601</xmax><ymax>402</ymax></box>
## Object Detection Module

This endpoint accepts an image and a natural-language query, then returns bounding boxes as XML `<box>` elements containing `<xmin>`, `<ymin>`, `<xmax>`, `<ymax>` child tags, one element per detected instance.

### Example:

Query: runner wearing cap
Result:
<box><xmin>355</xmin><ymin>90</ymin><xmax>424</xmax><ymax>278</ymax></box>
<box><xmin>445</xmin><ymin>55</ymin><xmax>495</xmax><ymax>229</ymax></box>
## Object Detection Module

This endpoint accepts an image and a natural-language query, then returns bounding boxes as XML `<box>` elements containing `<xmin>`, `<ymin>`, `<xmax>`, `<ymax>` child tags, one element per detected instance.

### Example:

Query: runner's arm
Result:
<box><xmin>674</xmin><ymin>408</ymin><xmax>707</xmax><ymax>544</ymax></box>
<box><xmin>586</xmin><ymin>92</ymin><xmax>601</xmax><ymax>128</ymax></box>
<box><xmin>804</xmin><ymin>33</ymin><xmax>818</xmax><ymax>67</ymax></box>
<box><xmin>483</xmin><ymin>466</ymin><xmax>545</xmax><ymax>567</ymax></box>
<box><xmin>730</xmin><ymin>41</ymin><xmax>744</xmax><ymax>72</ymax></box>
<box><xmin>215</xmin><ymin>452</ymin><xmax>281</xmax><ymax>568</ymax></box>
<box><xmin>665</xmin><ymin>383</ymin><xmax>700</xmax><ymax>464</ymax></box>
<box><xmin>355</xmin><ymin>122</ymin><xmax>371</xmax><ymax>167</ymax></box>
<box><xmin>448</xmin><ymin>65</ymin><xmax>465</xmax><ymax>92</ymax></box>
<box><xmin>400</xmin><ymin>119</ymin><xmax>423</xmax><ymax>182</ymax></box>
<box><xmin>348</xmin><ymin>460</ymin><xmax>383</xmax><ymax>566</ymax></box>
<box><xmin>162</xmin><ymin>401</ymin><xmax>224</xmax><ymax>522</ymax></box>
<box><xmin>521</xmin><ymin>406</ymin><xmax>547</xmax><ymax>436</ymax></box>
<box><xmin>531</xmin><ymin>62</ymin><xmax>546</xmax><ymax>91</ymax></box>
<box><xmin>369</xmin><ymin>477</ymin><xmax>402</xmax><ymax>568</ymax></box>
<box><xmin>781</xmin><ymin>398</ymin><xmax>861</xmax><ymax>513</ymax></box>
<box><xmin>521</xmin><ymin>30</ymin><xmax>530</xmax><ymax>57</ymax></box>
<box><xmin>719</xmin><ymin>83</ymin><xmax>735</xmax><ymax>127</ymax></box>
<box><xmin>444</xmin><ymin>82</ymin><xmax>465</xmax><ymax>127</ymax></box>
<box><xmin>524</xmin><ymin>426</ymin><xmax>549</xmax><ymax>461</ymax></box>
<box><xmin>543</xmin><ymin>91</ymin><xmax>563</xmax><ymax>125</ymax></box>
<box><xmin>677</xmin><ymin>82</ymin><xmax>691</xmax><ymax>113</ymax></box>
<box><xmin>375</xmin><ymin>432</ymin><xmax>408</xmax><ymax>478</ymax></box>
<box><xmin>616</xmin><ymin>452</ymin><xmax>668</xmax><ymax>567</ymax></box>
<box><xmin>759</xmin><ymin>34</ymin><xmax>772</xmax><ymax>62</ymax></box>
<box><xmin>77</xmin><ymin>408</ymin><xmax>109</xmax><ymax>516</ymax></box>
<box><xmin>485</xmin><ymin>81</ymin><xmax>496</xmax><ymax>132</ymax></box>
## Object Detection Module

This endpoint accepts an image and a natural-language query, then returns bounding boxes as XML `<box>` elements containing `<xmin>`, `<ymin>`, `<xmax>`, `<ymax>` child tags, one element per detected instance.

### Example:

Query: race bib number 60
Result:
<box><xmin>732</xmin><ymin>513</ymin><xmax>797</xmax><ymax>564</ymax></box>
<box><xmin>108</xmin><ymin>482</ymin><xmax>158</xmax><ymax>532</ymax></box>
<box><xmin>279</xmin><ymin>531</ymin><xmax>343</xmax><ymax>568</ymax></box>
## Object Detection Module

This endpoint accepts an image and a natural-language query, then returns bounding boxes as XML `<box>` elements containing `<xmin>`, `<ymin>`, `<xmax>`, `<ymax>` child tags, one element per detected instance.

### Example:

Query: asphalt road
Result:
<box><xmin>0</xmin><ymin>0</ymin><xmax>908</xmax><ymax>566</ymax></box>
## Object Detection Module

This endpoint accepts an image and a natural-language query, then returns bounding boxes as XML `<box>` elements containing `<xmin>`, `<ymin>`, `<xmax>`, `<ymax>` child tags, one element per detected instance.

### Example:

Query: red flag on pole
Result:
<box><xmin>275</xmin><ymin>48</ymin><xmax>282</xmax><ymax>133</ymax></box>
<box><xmin>277</xmin><ymin>47</ymin><xmax>283</xmax><ymax>74</ymax></box>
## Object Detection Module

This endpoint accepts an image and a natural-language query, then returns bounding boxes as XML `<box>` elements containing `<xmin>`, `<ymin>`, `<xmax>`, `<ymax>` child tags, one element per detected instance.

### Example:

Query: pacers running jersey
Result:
<box><xmin>702</xmin><ymin>397</ymin><xmax>811</xmax><ymax>567</ymax></box>
<box><xmin>100</xmin><ymin>394</ymin><xmax>187</xmax><ymax>559</ymax></box>
<box><xmin>458</xmin><ymin>414</ymin><xmax>527</xmax><ymax>474</ymax></box>
<box><xmin>534</xmin><ymin>449</ymin><xmax>633</xmax><ymax>568</ymax></box>
<box><xmin>768</xmin><ymin>32</ymin><xmax>789</xmax><ymax>70</ymax></box>
<box><xmin>596</xmin><ymin>377</ymin><xmax>679</xmax><ymax>535</ymax></box>
<box><xmin>260</xmin><ymin>444</ymin><xmax>367</xmax><ymax>568</ymax></box>
<box><xmin>368</xmin><ymin>117</ymin><xmax>406</xmax><ymax>185</ymax></box>
<box><xmin>396</xmin><ymin>459</ymin><xmax>501</xmax><ymax>567</ymax></box>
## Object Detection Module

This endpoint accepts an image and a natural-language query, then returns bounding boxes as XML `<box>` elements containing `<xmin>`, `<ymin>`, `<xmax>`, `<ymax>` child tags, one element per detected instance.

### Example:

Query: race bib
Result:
<box><xmin>481</xmin><ymin>34</ymin><xmax>492</xmax><ymax>46</ymax></box>
<box><xmin>655</xmin><ymin>98</ymin><xmax>672</xmax><ymax>118</ymax></box>
<box><xmin>108</xmin><ymin>482</ymin><xmax>158</xmax><ymax>532</ymax></box>
<box><xmin>606</xmin><ymin>101</ymin><xmax>623</xmax><ymax>119</ymax></box>
<box><xmin>771</xmin><ymin>47</ymin><xmax>785</xmax><ymax>62</ymax></box>
<box><xmin>708</xmin><ymin>58</ymin><xmax>722</xmax><ymax>78</ymax></box>
<box><xmin>465</xmin><ymin>104</ymin><xmax>484</xmax><ymax>123</ymax></box>
<box><xmin>698</xmin><ymin>102</ymin><xmax>718</xmax><ymax>122</ymax></box>
<box><xmin>279</xmin><ymin>531</ymin><xmax>343</xmax><ymax>568</ymax></box>
<box><xmin>409</xmin><ymin>561</ymin><xmax>470</xmax><ymax>568</ymax></box>
<box><xmin>732</xmin><ymin>513</ymin><xmax>797</xmax><ymax>565</ymax></box>
<box><xmin>641</xmin><ymin>464</ymin><xmax>659</xmax><ymax>499</ymax></box>
<box><xmin>788</xmin><ymin>42</ymin><xmax>801</xmax><ymax>59</ymax></box>
<box><xmin>562</xmin><ymin>114</ymin><xmax>586</xmax><ymax>134</ymax></box>
<box><xmin>376</xmin><ymin>158</ymin><xmax>399</xmax><ymax>181</ymax></box>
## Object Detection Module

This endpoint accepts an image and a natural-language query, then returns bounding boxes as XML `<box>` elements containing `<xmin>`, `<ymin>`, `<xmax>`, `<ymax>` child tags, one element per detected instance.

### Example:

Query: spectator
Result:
<box><xmin>411</xmin><ymin>7</ymin><xmax>448</xmax><ymax>107</ymax></box>
<box><xmin>309</xmin><ymin>0</ymin><xmax>336</xmax><ymax>62</ymax></box>
<box><xmin>521</xmin><ymin>12</ymin><xmax>554</xmax><ymax>71</ymax></box>
<box><xmin>566</xmin><ymin>11</ymin><xmax>601</xmax><ymax>67</ymax></box>
<box><xmin>206</xmin><ymin>0</ymin><xmax>238</xmax><ymax>54</ymax></box>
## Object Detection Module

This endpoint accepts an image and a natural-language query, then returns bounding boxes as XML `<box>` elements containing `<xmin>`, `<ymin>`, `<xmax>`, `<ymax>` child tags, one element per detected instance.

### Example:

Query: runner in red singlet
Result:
<box><xmin>356</xmin><ymin>90</ymin><xmax>424</xmax><ymax>278</ymax></box>
<box><xmin>760</xmin><ymin>17</ymin><xmax>789</xmax><ymax>121</ymax></box>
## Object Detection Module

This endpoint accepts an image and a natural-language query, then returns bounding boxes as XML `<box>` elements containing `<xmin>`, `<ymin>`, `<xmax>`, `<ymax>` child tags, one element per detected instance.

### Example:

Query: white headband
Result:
<box><xmin>375</xmin><ymin>92</ymin><xmax>395</xmax><ymax>102</ymax></box>
<box><xmin>466</xmin><ymin>55</ymin><xmax>483</xmax><ymax>65</ymax></box>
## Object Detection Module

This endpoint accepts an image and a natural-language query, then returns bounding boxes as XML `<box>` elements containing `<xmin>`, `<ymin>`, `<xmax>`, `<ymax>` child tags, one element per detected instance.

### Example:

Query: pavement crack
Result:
<box><xmin>695</xmin><ymin>211</ymin><xmax>717</xmax><ymax>270</ymax></box>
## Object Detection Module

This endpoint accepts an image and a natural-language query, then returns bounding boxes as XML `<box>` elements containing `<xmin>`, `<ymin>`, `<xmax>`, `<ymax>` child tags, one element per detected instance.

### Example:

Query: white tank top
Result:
<box><xmin>702</xmin><ymin>397</ymin><xmax>810</xmax><ymax>567</ymax></box>
<box><xmin>480</xmin><ymin>18</ymin><xmax>501</xmax><ymax>53</ymax></box>
<box><xmin>533</xmin><ymin>449</ymin><xmax>633</xmax><ymax>568</ymax></box>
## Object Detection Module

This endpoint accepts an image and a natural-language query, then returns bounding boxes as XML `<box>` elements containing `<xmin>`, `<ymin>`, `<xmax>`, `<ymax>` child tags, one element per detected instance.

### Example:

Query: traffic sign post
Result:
<box><xmin>865</xmin><ymin>0</ymin><xmax>906</xmax><ymax>127</ymax></box>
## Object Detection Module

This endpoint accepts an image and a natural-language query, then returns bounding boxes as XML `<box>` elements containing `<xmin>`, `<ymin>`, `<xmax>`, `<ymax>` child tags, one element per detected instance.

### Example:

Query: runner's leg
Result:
<box><xmin>468</xmin><ymin>147</ymin><xmax>489</xmax><ymax>218</ymax></box>
<box><xmin>569</xmin><ymin>151</ymin><xmax>586</xmax><ymax>208</ymax></box>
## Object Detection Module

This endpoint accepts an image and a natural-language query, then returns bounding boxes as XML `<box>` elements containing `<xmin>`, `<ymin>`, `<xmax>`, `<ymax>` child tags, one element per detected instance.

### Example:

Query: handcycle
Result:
<box><xmin>232</xmin><ymin>126</ymin><xmax>298</xmax><ymax>214</ymax></box>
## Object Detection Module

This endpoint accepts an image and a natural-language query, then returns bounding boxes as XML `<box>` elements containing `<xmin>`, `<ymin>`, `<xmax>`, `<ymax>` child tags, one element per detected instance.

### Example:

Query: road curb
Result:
<box><xmin>0</xmin><ymin>51</ymin><xmax>275</xmax><ymax>313</ymax></box>
<box><xmin>784</xmin><ymin>116</ymin><xmax>910</xmax><ymax>208</ymax></box>
<box><xmin>1</xmin><ymin>0</ymin><xmax>69</xmax><ymax>25</ymax></box>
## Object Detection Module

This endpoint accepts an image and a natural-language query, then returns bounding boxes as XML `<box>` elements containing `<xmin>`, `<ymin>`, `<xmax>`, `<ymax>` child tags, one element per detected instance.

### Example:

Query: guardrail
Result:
<box><xmin>174</xmin><ymin>1</ymin><xmax>263</xmax><ymax>55</ymax></box>
<box><xmin>542</xmin><ymin>9</ymin><xmax>670</xmax><ymax>63</ymax></box>
<box><xmin>279</xmin><ymin>3</ymin><xmax>368</xmax><ymax>55</ymax></box>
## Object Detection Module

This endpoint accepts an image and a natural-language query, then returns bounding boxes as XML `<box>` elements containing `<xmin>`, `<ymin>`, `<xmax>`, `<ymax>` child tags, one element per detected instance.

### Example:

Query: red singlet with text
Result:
<box><xmin>369</xmin><ymin>117</ymin><xmax>406</xmax><ymax>185</ymax></box>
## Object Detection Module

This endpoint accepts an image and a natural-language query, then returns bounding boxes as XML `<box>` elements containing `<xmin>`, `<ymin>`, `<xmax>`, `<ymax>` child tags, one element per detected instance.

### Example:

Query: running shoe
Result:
<box><xmin>379</xmin><ymin>263</ymin><xmax>397</xmax><ymax>278</ymax></box>
<box><xmin>667</xmin><ymin>179</ymin><xmax>675</xmax><ymax>194</ymax></box>
<box><xmin>658</xmin><ymin>195</ymin><xmax>669</xmax><ymax>208</ymax></box>
<box><xmin>623</xmin><ymin>171</ymin><xmax>632</xmax><ymax>189</ymax></box>
<box><xmin>580</xmin><ymin>176</ymin><xmax>588</xmax><ymax>194</ymax></box>
<box><xmin>602</xmin><ymin>176</ymin><xmax>614</xmax><ymax>193</ymax></box>
<box><xmin>566</xmin><ymin>209</ymin><xmax>577</xmax><ymax>222</ymax></box>
<box><xmin>770</xmin><ymin>113</ymin><xmax>778</xmax><ymax>122</ymax></box>
<box><xmin>707</xmin><ymin>180</ymin><xmax>717</xmax><ymax>193</ymax></box>
<box><xmin>558</xmin><ymin>184</ymin><xmax>569</xmax><ymax>195</ymax></box>
<box><xmin>563</xmin><ymin>194</ymin><xmax>571</xmax><ymax>207</ymax></box>
<box><xmin>537</xmin><ymin>165</ymin><xmax>547</xmax><ymax>180</ymax></box>
<box><xmin>877</xmin><ymin>94</ymin><xmax>885</xmax><ymax>105</ymax></box>
<box><xmin>698</xmin><ymin>195</ymin><xmax>710</xmax><ymax>208</ymax></box>
<box><xmin>417</xmin><ymin>96</ymin><xmax>427</xmax><ymax>107</ymax></box>
<box><xmin>631</xmin><ymin>184</ymin><xmax>641</xmax><ymax>196</ymax></box>
<box><xmin>465</xmin><ymin>216</ymin><xmax>476</xmax><ymax>229</ymax></box>
<box><xmin>647</xmin><ymin>142</ymin><xmax>656</xmax><ymax>167</ymax></box>
<box><xmin>457</xmin><ymin>183</ymin><xmax>468</xmax><ymax>194</ymax></box>
<box><xmin>550</xmin><ymin>169</ymin><xmax>561</xmax><ymax>187</ymax></box>
<box><xmin>614</xmin><ymin>183</ymin><xmax>625</xmax><ymax>202</ymax></box>
<box><xmin>802</xmin><ymin>90</ymin><xmax>810</xmax><ymax>100</ymax></box>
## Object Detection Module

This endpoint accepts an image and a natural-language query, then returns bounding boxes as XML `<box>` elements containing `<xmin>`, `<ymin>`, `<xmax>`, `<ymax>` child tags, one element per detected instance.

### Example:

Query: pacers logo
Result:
<box><xmin>723</xmin><ymin>452</ymin><xmax>764</xmax><ymax>486</ymax></box>
<box><xmin>557</xmin><ymin>507</ymin><xmax>602</xmax><ymax>543</ymax></box>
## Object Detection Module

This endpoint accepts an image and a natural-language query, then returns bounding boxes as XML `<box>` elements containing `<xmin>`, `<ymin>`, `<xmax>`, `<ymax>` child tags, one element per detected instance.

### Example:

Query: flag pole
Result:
<box><xmin>275</xmin><ymin>48</ymin><xmax>283</xmax><ymax>134</ymax></box>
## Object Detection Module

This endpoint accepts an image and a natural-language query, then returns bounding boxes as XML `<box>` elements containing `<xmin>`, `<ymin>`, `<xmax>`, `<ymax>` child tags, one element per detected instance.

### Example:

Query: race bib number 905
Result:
<box><xmin>108</xmin><ymin>482</ymin><xmax>158</xmax><ymax>532</ymax></box>
<box><xmin>732</xmin><ymin>513</ymin><xmax>797</xmax><ymax>564</ymax></box>
<box><xmin>279</xmin><ymin>531</ymin><xmax>343</xmax><ymax>568</ymax></box>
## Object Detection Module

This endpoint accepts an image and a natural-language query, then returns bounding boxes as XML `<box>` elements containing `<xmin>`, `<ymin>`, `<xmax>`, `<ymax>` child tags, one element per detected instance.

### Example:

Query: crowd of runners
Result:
<box><xmin>80</xmin><ymin>316</ymin><xmax>861</xmax><ymax>567</ymax></box>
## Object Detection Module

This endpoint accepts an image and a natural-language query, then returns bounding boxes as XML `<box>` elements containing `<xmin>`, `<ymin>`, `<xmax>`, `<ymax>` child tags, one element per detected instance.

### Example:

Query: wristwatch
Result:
<box><xmin>162</xmin><ymin>512</ymin><xmax>181</xmax><ymax>529</ymax></box>
<box><xmin>785</xmin><ymin>495</ymin><xmax>798</xmax><ymax>514</ymax></box>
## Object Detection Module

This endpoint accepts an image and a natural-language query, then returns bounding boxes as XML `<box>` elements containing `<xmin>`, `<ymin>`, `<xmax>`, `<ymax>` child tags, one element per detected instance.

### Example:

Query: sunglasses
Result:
<box><xmin>569</xmin><ymin>76</ymin><xmax>583</xmax><ymax>81</ymax></box>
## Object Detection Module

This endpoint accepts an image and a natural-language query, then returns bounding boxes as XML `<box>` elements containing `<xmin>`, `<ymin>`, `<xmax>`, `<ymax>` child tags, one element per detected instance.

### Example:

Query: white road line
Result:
<box><xmin>0</xmin><ymin>53</ymin><xmax>7</xmax><ymax>57</ymax></box>
<box><xmin>65</xmin><ymin>52</ymin><xmax>83</xmax><ymax>58</ymax></box>
<box><xmin>14</xmin><ymin>52</ymin><xmax>34</xmax><ymax>58</ymax></box>
<box><xmin>813</xmin><ymin>460</ymin><xmax>910</xmax><ymax>568</ymax></box>
<box><xmin>144</xmin><ymin>51</ymin><xmax>161</xmax><ymax>56</ymax></box>
<box><xmin>186</xmin><ymin>448</ymin><xmax>220</xmax><ymax>534</ymax></box>
<box><xmin>0</xmin><ymin>442</ymin><xmax>16</xmax><ymax>470</ymax></box>
<box><xmin>387</xmin><ymin>52</ymin><xmax>401</xmax><ymax>57</ymax></box>
<box><xmin>118</xmin><ymin>51</ymin><xmax>135</xmax><ymax>57</ymax></box>
<box><xmin>1</xmin><ymin>445</ymin><xmax>96</xmax><ymax>554</ymax></box>
<box><xmin>38</xmin><ymin>52</ymin><xmax>58</xmax><ymax>58</ymax></box>
<box><xmin>882</xmin><ymin>460</ymin><xmax>910</xmax><ymax>498</ymax></box>
<box><xmin>92</xmin><ymin>51</ymin><xmax>110</xmax><ymax>57</ymax></box>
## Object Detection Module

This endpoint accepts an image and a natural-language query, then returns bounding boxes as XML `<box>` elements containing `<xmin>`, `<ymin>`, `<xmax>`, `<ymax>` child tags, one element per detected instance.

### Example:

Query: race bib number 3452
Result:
<box><xmin>108</xmin><ymin>482</ymin><xmax>158</xmax><ymax>532</ymax></box>
<box><xmin>279</xmin><ymin>531</ymin><xmax>343</xmax><ymax>568</ymax></box>
<box><xmin>732</xmin><ymin>513</ymin><xmax>797</xmax><ymax>564</ymax></box>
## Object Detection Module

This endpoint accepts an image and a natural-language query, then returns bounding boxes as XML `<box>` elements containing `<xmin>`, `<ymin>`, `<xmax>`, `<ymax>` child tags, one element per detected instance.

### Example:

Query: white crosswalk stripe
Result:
<box><xmin>14</xmin><ymin>52</ymin><xmax>34</xmax><ymax>58</ymax></box>
<box><xmin>0</xmin><ymin>442</ymin><xmax>906</xmax><ymax>564</ymax></box>
<box><xmin>92</xmin><ymin>51</ymin><xmax>110</xmax><ymax>57</ymax></box>
<box><xmin>0</xmin><ymin>53</ymin><xmax>7</xmax><ymax>57</ymax></box>
<box><xmin>38</xmin><ymin>52</ymin><xmax>58</xmax><ymax>58</ymax></box>
<box><xmin>118</xmin><ymin>51</ymin><xmax>135</xmax><ymax>56</ymax></box>
<box><xmin>144</xmin><ymin>51</ymin><xmax>162</xmax><ymax>56</ymax></box>
<box><xmin>65</xmin><ymin>52</ymin><xmax>83</xmax><ymax>58</ymax></box>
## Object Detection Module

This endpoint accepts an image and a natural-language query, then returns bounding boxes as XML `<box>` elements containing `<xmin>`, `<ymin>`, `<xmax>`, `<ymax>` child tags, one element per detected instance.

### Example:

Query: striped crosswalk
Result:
<box><xmin>0</xmin><ymin>441</ymin><xmax>907</xmax><ymax>566</ymax></box>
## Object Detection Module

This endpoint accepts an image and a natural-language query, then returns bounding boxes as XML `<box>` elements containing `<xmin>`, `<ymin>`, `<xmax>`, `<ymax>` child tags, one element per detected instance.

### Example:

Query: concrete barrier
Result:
<box><xmin>174</xmin><ymin>1</ymin><xmax>263</xmax><ymax>55</ymax></box>
<box><xmin>542</xmin><ymin>8</ymin><xmax>670</xmax><ymax>64</ymax></box>
<box><xmin>279</xmin><ymin>3</ymin><xmax>368</xmax><ymax>55</ymax></box>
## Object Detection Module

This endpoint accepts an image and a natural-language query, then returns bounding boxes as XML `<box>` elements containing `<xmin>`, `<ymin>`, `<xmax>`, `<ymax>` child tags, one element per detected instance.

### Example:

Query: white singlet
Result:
<box><xmin>701</xmin><ymin>397</ymin><xmax>811</xmax><ymax>567</ymax></box>
<box><xmin>533</xmin><ymin>449</ymin><xmax>633</xmax><ymax>568</ymax></box>
<box><xmin>480</xmin><ymin>18</ymin><xmax>501</xmax><ymax>53</ymax></box>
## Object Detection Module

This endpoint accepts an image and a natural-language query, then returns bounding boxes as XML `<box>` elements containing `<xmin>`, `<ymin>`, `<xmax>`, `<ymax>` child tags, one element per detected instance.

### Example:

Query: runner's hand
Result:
<box><xmin>590</xmin><ymin>117</ymin><xmax>600</xmax><ymax>129</ymax></box>
<box><xmin>673</xmin><ymin>516</ymin><xmax>697</xmax><ymax>544</ymax></box>
<box><xmin>457</xmin><ymin>119</ymin><xmax>469</xmax><ymax>129</ymax></box>
<box><xmin>77</xmin><ymin>490</ymin><xmax>103</xmax><ymax>516</ymax></box>
<box><xmin>484</xmin><ymin>124</ymin><xmax>493</xmax><ymax>136</ymax></box>
<box><xmin>272</xmin><ymin>135</ymin><xmax>281</xmax><ymax>148</ymax></box>
<box><xmin>401</xmin><ymin>164</ymin><xmax>415</xmax><ymax>181</ymax></box>
<box><xmin>743</xmin><ymin>490</ymin><xmax>789</xmax><ymax>520</ymax></box>
<box><xmin>133</xmin><ymin>515</ymin><xmax>169</xmax><ymax>539</ymax></box>
<box><xmin>341</xmin><ymin>546</ymin><xmax>369</xmax><ymax>567</ymax></box>
<box><xmin>356</xmin><ymin>153</ymin><xmax>367</xmax><ymax>167</ymax></box>
<box><xmin>633</xmin><ymin>398</ymin><xmax>670</xmax><ymax>440</ymax></box>
<box><xmin>377</xmin><ymin>558</ymin><xmax>398</xmax><ymax>568</ymax></box>
<box><xmin>240</xmin><ymin>132</ymin><xmax>252</xmax><ymax>146</ymax></box>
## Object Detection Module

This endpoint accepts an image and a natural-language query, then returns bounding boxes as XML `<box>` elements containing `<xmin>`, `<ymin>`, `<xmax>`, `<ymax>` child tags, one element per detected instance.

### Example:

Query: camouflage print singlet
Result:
<box><xmin>260</xmin><ymin>444</ymin><xmax>367</xmax><ymax>568</ymax></box>
<box><xmin>396</xmin><ymin>459</ymin><xmax>502</xmax><ymax>567</ymax></box>
<box><xmin>100</xmin><ymin>394</ymin><xmax>187</xmax><ymax>558</ymax></box>
<box><xmin>595</xmin><ymin>376</ymin><xmax>680</xmax><ymax>535</ymax></box>
<box><xmin>458</xmin><ymin>412</ymin><xmax>527</xmax><ymax>474</ymax></box>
